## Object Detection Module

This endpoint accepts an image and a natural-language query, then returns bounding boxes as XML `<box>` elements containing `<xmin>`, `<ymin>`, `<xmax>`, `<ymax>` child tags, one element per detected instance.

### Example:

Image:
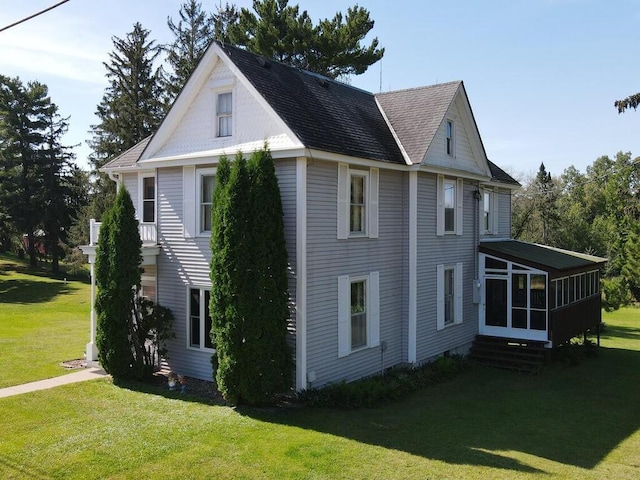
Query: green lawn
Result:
<box><xmin>1</xmin><ymin>262</ymin><xmax>639</xmax><ymax>478</ymax></box>
<box><xmin>0</xmin><ymin>254</ymin><xmax>89</xmax><ymax>388</ymax></box>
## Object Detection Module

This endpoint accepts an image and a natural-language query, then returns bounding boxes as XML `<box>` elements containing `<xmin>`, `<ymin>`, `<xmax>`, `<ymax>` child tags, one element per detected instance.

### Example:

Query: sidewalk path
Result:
<box><xmin>0</xmin><ymin>367</ymin><xmax>109</xmax><ymax>399</ymax></box>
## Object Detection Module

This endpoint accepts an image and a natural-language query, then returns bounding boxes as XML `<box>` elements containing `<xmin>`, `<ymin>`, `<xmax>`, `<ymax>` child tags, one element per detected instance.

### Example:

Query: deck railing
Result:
<box><xmin>89</xmin><ymin>218</ymin><xmax>157</xmax><ymax>246</ymax></box>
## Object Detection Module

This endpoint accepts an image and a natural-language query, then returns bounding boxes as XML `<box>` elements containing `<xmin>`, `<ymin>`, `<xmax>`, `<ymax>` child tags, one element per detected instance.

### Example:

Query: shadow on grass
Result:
<box><xmin>600</xmin><ymin>323</ymin><xmax>640</xmax><ymax>341</ymax></box>
<box><xmin>0</xmin><ymin>278</ymin><xmax>78</xmax><ymax>304</ymax></box>
<box><xmin>236</xmin><ymin>347</ymin><xmax>640</xmax><ymax>474</ymax></box>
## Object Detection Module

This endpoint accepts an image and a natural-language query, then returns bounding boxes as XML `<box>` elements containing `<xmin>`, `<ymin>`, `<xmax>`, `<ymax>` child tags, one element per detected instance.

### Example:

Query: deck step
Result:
<box><xmin>469</xmin><ymin>335</ymin><xmax>548</xmax><ymax>374</ymax></box>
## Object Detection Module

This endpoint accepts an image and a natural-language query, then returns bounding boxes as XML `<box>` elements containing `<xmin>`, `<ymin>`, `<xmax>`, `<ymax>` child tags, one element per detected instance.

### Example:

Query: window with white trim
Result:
<box><xmin>350</xmin><ymin>171</ymin><xmax>367</xmax><ymax>234</ymax></box>
<box><xmin>197</xmin><ymin>169</ymin><xmax>216</xmax><ymax>235</ymax></box>
<box><xmin>444</xmin><ymin>180</ymin><xmax>456</xmax><ymax>233</ymax></box>
<box><xmin>337</xmin><ymin>164</ymin><xmax>379</xmax><ymax>239</ymax></box>
<box><xmin>338</xmin><ymin>272</ymin><xmax>380</xmax><ymax>357</ymax></box>
<box><xmin>446</xmin><ymin>120</ymin><xmax>454</xmax><ymax>156</ymax></box>
<box><xmin>437</xmin><ymin>263</ymin><xmax>463</xmax><ymax>330</ymax></box>
<box><xmin>216</xmin><ymin>92</ymin><xmax>232</xmax><ymax>137</ymax></box>
<box><xmin>188</xmin><ymin>287</ymin><xmax>214</xmax><ymax>351</ymax></box>
<box><xmin>141</xmin><ymin>175</ymin><xmax>155</xmax><ymax>223</ymax></box>
<box><xmin>437</xmin><ymin>175</ymin><xmax>463</xmax><ymax>236</ymax></box>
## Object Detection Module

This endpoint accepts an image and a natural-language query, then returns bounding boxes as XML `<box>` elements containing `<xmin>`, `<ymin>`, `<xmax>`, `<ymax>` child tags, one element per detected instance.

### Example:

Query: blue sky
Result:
<box><xmin>1</xmin><ymin>0</ymin><xmax>639</xmax><ymax>179</ymax></box>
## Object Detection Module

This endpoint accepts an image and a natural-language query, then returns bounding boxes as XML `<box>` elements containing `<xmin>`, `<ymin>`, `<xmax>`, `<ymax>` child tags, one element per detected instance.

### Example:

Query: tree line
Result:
<box><xmin>0</xmin><ymin>0</ymin><xmax>384</xmax><ymax>272</ymax></box>
<box><xmin>512</xmin><ymin>152</ymin><xmax>640</xmax><ymax>309</ymax></box>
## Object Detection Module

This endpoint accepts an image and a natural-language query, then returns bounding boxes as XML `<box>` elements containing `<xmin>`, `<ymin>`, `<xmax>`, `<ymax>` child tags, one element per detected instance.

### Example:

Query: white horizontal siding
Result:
<box><xmin>423</xmin><ymin>97</ymin><xmax>486</xmax><ymax>176</ymax></box>
<box><xmin>305</xmin><ymin>161</ymin><xmax>407</xmax><ymax>387</ymax></box>
<box><xmin>497</xmin><ymin>188</ymin><xmax>512</xmax><ymax>237</ymax></box>
<box><xmin>156</xmin><ymin>161</ymin><xmax>298</xmax><ymax>382</ymax></box>
<box><xmin>415</xmin><ymin>173</ymin><xmax>478</xmax><ymax>363</ymax></box>
<box><xmin>153</xmin><ymin>59</ymin><xmax>298</xmax><ymax>159</ymax></box>
<box><xmin>121</xmin><ymin>173</ymin><xmax>139</xmax><ymax>219</ymax></box>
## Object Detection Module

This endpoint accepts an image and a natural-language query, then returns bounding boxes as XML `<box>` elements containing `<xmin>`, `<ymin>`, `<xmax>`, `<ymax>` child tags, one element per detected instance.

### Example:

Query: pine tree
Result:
<box><xmin>41</xmin><ymin>105</ymin><xmax>86</xmax><ymax>273</ymax></box>
<box><xmin>224</xmin><ymin>0</ymin><xmax>384</xmax><ymax>79</ymax></box>
<box><xmin>165</xmin><ymin>0</ymin><xmax>215</xmax><ymax>102</ymax></box>
<box><xmin>86</xmin><ymin>22</ymin><xmax>165</xmax><ymax>233</ymax></box>
<box><xmin>0</xmin><ymin>76</ymin><xmax>50</xmax><ymax>267</ymax></box>
<box><xmin>95</xmin><ymin>186</ymin><xmax>142</xmax><ymax>379</ymax></box>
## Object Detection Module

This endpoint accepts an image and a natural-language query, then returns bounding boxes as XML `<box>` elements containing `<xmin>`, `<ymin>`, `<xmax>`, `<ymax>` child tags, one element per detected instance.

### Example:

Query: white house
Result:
<box><xmin>81</xmin><ymin>42</ymin><xmax>604</xmax><ymax>389</ymax></box>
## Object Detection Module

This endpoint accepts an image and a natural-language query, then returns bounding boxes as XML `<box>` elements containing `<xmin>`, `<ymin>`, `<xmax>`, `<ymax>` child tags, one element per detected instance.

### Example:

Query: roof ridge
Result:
<box><xmin>376</xmin><ymin>80</ymin><xmax>462</xmax><ymax>97</ymax></box>
<box><xmin>219</xmin><ymin>41</ymin><xmax>374</xmax><ymax>96</ymax></box>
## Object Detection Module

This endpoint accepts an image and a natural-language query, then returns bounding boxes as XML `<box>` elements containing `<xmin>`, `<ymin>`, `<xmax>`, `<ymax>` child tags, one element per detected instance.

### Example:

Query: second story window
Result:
<box><xmin>350</xmin><ymin>172</ymin><xmax>367</xmax><ymax>234</ymax></box>
<box><xmin>446</xmin><ymin>120</ymin><xmax>454</xmax><ymax>156</ymax></box>
<box><xmin>483</xmin><ymin>190</ymin><xmax>492</xmax><ymax>232</ymax></box>
<box><xmin>142</xmin><ymin>176</ymin><xmax>155</xmax><ymax>223</ymax></box>
<box><xmin>337</xmin><ymin>163</ymin><xmax>379</xmax><ymax>239</ymax></box>
<box><xmin>444</xmin><ymin>180</ymin><xmax>456</xmax><ymax>233</ymax></box>
<box><xmin>437</xmin><ymin>175</ymin><xmax>463</xmax><ymax>236</ymax></box>
<box><xmin>200</xmin><ymin>174</ymin><xmax>215</xmax><ymax>234</ymax></box>
<box><xmin>217</xmin><ymin>92</ymin><xmax>232</xmax><ymax>137</ymax></box>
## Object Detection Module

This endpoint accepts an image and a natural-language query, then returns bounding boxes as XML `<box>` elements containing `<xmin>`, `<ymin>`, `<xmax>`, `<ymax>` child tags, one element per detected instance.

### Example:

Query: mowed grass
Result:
<box><xmin>0</xmin><ymin>263</ymin><xmax>639</xmax><ymax>479</ymax></box>
<box><xmin>0</xmin><ymin>254</ymin><xmax>89</xmax><ymax>388</ymax></box>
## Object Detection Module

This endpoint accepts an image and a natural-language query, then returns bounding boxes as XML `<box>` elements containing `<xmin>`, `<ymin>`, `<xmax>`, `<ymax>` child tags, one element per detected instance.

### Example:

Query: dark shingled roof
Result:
<box><xmin>375</xmin><ymin>82</ymin><xmax>461</xmax><ymax>164</ymax></box>
<box><xmin>102</xmin><ymin>136</ymin><xmax>152</xmax><ymax>169</ymax></box>
<box><xmin>488</xmin><ymin>160</ymin><xmax>520</xmax><ymax>186</ymax></box>
<box><xmin>220</xmin><ymin>43</ymin><xmax>405</xmax><ymax>164</ymax></box>
<box><xmin>480</xmin><ymin>240</ymin><xmax>606</xmax><ymax>273</ymax></box>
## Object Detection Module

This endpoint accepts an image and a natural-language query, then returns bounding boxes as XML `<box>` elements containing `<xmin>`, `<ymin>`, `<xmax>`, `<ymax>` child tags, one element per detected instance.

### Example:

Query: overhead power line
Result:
<box><xmin>0</xmin><ymin>0</ymin><xmax>71</xmax><ymax>34</ymax></box>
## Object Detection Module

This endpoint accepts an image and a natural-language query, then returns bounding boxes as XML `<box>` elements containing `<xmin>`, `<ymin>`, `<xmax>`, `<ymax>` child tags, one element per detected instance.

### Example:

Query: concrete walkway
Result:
<box><xmin>0</xmin><ymin>367</ymin><xmax>109</xmax><ymax>399</ymax></box>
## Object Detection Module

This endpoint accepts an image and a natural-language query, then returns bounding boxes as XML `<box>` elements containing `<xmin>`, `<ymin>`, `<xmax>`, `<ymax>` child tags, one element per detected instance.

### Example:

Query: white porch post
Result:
<box><xmin>86</xmin><ymin>261</ymin><xmax>98</xmax><ymax>362</ymax></box>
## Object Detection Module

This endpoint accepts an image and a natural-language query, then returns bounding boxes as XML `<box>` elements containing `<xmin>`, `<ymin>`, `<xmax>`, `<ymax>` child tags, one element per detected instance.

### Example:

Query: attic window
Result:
<box><xmin>216</xmin><ymin>92</ymin><xmax>232</xmax><ymax>137</ymax></box>
<box><xmin>446</xmin><ymin>120</ymin><xmax>454</xmax><ymax>156</ymax></box>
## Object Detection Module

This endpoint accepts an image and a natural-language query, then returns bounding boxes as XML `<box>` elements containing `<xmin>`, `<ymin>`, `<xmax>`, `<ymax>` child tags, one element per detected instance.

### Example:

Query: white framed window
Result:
<box><xmin>481</xmin><ymin>188</ymin><xmax>498</xmax><ymax>234</ymax></box>
<box><xmin>350</xmin><ymin>170</ymin><xmax>368</xmax><ymax>235</ymax></box>
<box><xmin>216</xmin><ymin>92</ymin><xmax>232</xmax><ymax>137</ymax></box>
<box><xmin>338</xmin><ymin>272</ymin><xmax>380</xmax><ymax>357</ymax></box>
<box><xmin>187</xmin><ymin>287</ymin><xmax>214</xmax><ymax>351</ymax></box>
<box><xmin>437</xmin><ymin>175</ymin><xmax>464</xmax><ymax>236</ymax></box>
<box><xmin>337</xmin><ymin>163</ymin><xmax>379</xmax><ymax>239</ymax></box>
<box><xmin>139</xmin><ymin>173</ymin><xmax>156</xmax><ymax>223</ymax></box>
<box><xmin>197</xmin><ymin>168</ymin><xmax>216</xmax><ymax>236</ymax></box>
<box><xmin>446</xmin><ymin>120</ymin><xmax>454</xmax><ymax>156</ymax></box>
<box><xmin>437</xmin><ymin>263</ymin><xmax>463</xmax><ymax>330</ymax></box>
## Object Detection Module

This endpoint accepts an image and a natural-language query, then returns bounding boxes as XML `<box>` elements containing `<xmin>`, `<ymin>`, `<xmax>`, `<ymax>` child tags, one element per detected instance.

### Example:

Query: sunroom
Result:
<box><xmin>479</xmin><ymin>240</ymin><xmax>607</xmax><ymax>347</ymax></box>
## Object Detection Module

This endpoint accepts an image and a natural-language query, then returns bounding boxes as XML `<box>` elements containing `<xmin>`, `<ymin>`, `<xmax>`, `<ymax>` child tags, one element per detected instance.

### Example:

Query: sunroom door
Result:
<box><xmin>481</xmin><ymin>275</ymin><xmax>548</xmax><ymax>342</ymax></box>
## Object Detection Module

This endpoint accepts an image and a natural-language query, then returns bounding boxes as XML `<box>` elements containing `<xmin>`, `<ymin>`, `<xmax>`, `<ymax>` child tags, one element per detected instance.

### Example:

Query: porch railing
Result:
<box><xmin>89</xmin><ymin>218</ymin><xmax>157</xmax><ymax>246</ymax></box>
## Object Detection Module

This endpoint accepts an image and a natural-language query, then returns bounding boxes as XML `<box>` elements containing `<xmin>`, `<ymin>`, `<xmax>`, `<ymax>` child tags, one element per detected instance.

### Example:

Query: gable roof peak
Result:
<box><xmin>376</xmin><ymin>80</ymin><xmax>462</xmax><ymax>98</ymax></box>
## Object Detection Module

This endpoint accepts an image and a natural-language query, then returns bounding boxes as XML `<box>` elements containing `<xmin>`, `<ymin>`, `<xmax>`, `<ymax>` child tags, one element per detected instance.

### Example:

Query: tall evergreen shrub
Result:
<box><xmin>210</xmin><ymin>148</ymin><xmax>292</xmax><ymax>405</ymax></box>
<box><xmin>95</xmin><ymin>186</ymin><xmax>142</xmax><ymax>378</ymax></box>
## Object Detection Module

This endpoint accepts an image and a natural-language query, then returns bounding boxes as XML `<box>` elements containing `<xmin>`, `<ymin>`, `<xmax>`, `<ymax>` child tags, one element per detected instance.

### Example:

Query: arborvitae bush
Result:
<box><xmin>210</xmin><ymin>148</ymin><xmax>293</xmax><ymax>405</ymax></box>
<box><xmin>95</xmin><ymin>186</ymin><xmax>175</xmax><ymax>379</ymax></box>
<box><xmin>95</xmin><ymin>186</ymin><xmax>141</xmax><ymax>379</ymax></box>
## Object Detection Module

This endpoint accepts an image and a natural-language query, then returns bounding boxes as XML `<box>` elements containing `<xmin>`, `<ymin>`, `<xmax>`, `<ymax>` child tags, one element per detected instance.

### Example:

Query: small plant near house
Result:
<box><xmin>553</xmin><ymin>336</ymin><xmax>599</xmax><ymax>365</ymax></box>
<box><xmin>300</xmin><ymin>355</ymin><xmax>469</xmax><ymax>409</ymax></box>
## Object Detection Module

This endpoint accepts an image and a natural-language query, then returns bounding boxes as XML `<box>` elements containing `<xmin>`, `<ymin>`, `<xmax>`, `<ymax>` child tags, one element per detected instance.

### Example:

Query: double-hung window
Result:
<box><xmin>437</xmin><ymin>263</ymin><xmax>463</xmax><ymax>330</ymax></box>
<box><xmin>444</xmin><ymin>180</ymin><xmax>456</xmax><ymax>233</ymax></box>
<box><xmin>337</xmin><ymin>272</ymin><xmax>380</xmax><ymax>357</ymax></box>
<box><xmin>437</xmin><ymin>175</ymin><xmax>463</xmax><ymax>236</ymax></box>
<box><xmin>350</xmin><ymin>172</ymin><xmax>367</xmax><ymax>234</ymax></box>
<box><xmin>141</xmin><ymin>175</ymin><xmax>155</xmax><ymax>223</ymax></box>
<box><xmin>337</xmin><ymin>164</ymin><xmax>379</xmax><ymax>239</ymax></box>
<box><xmin>446</xmin><ymin>120</ymin><xmax>454</xmax><ymax>156</ymax></box>
<box><xmin>483</xmin><ymin>190</ymin><xmax>492</xmax><ymax>233</ymax></box>
<box><xmin>188</xmin><ymin>287</ymin><xmax>214</xmax><ymax>351</ymax></box>
<box><xmin>216</xmin><ymin>92</ymin><xmax>232</xmax><ymax>137</ymax></box>
<box><xmin>200</xmin><ymin>174</ymin><xmax>215</xmax><ymax>234</ymax></box>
